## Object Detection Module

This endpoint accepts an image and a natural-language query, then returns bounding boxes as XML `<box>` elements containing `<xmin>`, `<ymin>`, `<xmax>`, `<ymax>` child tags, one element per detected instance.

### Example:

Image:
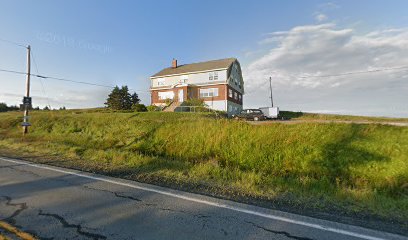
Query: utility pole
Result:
<box><xmin>269</xmin><ymin>76</ymin><xmax>273</xmax><ymax>107</ymax></box>
<box><xmin>23</xmin><ymin>45</ymin><xmax>31</xmax><ymax>135</ymax></box>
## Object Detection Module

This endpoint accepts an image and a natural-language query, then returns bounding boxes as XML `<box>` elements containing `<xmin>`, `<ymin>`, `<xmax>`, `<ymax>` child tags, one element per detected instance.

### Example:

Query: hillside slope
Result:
<box><xmin>0</xmin><ymin>110</ymin><xmax>407</xmax><ymax>232</ymax></box>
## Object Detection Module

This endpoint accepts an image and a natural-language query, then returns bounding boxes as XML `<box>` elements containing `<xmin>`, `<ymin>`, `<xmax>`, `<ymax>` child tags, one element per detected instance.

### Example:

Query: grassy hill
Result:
<box><xmin>0</xmin><ymin>109</ymin><xmax>407</xmax><ymax>230</ymax></box>
<box><xmin>280</xmin><ymin>110</ymin><xmax>408</xmax><ymax>123</ymax></box>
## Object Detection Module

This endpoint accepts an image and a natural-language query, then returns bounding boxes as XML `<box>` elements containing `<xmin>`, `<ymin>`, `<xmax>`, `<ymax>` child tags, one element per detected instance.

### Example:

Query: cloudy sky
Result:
<box><xmin>1</xmin><ymin>0</ymin><xmax>407</xmax><ymax>117</ymax></box>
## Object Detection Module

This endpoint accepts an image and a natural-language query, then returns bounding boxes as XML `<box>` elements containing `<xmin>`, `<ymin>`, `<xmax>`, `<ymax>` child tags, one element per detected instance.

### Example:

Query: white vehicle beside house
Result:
<box><xmin>259</xmin><ymin>107</ymin><xmax>280</xmax><ymax>119</ymax></box>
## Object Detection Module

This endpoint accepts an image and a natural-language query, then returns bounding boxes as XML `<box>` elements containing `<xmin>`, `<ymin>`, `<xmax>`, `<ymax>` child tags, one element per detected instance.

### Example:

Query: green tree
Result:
<box><xmin>105</xmin><ymin>86</ymin><xmax>134</xmax><ymax>110</ymax></box>
<box><xmin>120</xmin><ymin>86</ymin><xmax>132</xmax><ymax>110</ymax></box>
<box><xmin>105</xmin><ymin>86</ymin><xmax>122</xmax><ymax>110</ymax></box>
<box><xmin>0</xmin><ymin>103</ymin><xmax>18</xmax><ymax>112</ymax></box>
<box><xmin>0</xmin><ymin>103</ymin><xmax>8</xmax><ymax>112</ymax></box>
<box><xmin>130</xmin><ymin>92</ymin><xmax>140</xmax><ymax>105</ymax></box>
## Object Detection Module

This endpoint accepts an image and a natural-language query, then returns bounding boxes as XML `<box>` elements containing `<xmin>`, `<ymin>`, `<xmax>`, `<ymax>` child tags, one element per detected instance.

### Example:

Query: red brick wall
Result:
<box><xmin>151</xmin><ymin>84</ymin><xmax>243</xmax><ymax>105</ymax></box>
<box><xmin>196</xmin><ymin>85</ymin><xmax>227</xmax><ymax>101</ymax></box>
<box><xmin>151</xmin><ymin>86</ymin><xmax>190</xmax><ymax>104</ymax></box>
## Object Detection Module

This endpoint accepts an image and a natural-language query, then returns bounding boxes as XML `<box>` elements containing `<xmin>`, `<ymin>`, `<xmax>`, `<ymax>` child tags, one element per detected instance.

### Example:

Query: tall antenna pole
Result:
<box><xmin>23</xmin><ymin>45</ymin><xmax>31</xmax><ymax>135</ymax></box>
<box><xmin>269</xmin><ymin>76</ymin><xmax>273</xmax><ymax>107</ymax></box>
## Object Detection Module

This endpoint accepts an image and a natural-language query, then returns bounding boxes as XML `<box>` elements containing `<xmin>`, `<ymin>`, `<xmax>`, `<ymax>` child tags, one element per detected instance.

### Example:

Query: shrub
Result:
<box><xmin>147</xmin><ymin>105</ymin><xmax>160</xmax><ymax>112</ymax></box>
<box><xmin>181</xmin><ymin>98</ymin><xmax>207</xmax><ymax>107</ymax></box>
<box><xmin>132</xmin><ymin>103</ymin><xmax>147</xmax><ymax>112</ymax></box>
<box><xmin>164</xmin><ymin>98</ymin><xmax>173</xmax><ymax>106</ymax></box>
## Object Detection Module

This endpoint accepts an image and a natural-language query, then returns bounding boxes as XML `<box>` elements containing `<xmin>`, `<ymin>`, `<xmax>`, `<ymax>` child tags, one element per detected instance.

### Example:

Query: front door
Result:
<box><xmin>178</xmin><ymin>89</ymin><xmax>184</xmax><ymax>103</ymax></box>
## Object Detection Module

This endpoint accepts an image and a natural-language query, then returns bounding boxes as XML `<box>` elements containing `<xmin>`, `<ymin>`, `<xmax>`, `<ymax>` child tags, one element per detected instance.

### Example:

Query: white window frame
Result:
<box><xmin>158</xmin><ymin>91</ymin><xmax>174</xmax><ymax>100</ymax></box>
<box><xmin>179</xmin><ymin>75</ymin><xmax>188</xmax><ymax>83</ymax></box>
<box><xmin>213</xmin><ymin>71</ymin><xmax>218</xmax><ymax>80</ymax></box>
<box><xmin>157</xmin><ymin>78</ymin><xmax>165</xmax><ymax>86</ymax></box>
<box><xmin>199</xmin><ymin>88</ymin><xmax>219</xmax><ymax>98</ymax></box>
<box><xmin>209</xmin><ymin>72</ymin><xmax>214</xmax><ymax>81</ymax></box>
<box><xmin>228</xmin><ymin>89</ymin><xmax>233</xmax><ymax>98</ymax></box>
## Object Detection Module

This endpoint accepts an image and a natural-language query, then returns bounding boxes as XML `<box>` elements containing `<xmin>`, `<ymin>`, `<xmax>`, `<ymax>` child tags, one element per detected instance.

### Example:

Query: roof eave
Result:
<box><xmin>150</xmin><ymin>67</ymin><xmax>229</xmax><ymax>79</ymax></box>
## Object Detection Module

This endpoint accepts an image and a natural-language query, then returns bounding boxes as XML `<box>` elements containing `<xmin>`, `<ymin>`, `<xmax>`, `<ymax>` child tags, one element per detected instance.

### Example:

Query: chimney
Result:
<box><xmin>172</xmin><ymin>59</ymin><xmax>177</xmax><ymax>68</ymax></box>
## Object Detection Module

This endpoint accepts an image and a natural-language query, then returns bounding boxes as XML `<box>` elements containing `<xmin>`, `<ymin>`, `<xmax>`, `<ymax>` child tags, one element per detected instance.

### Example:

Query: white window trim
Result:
<box><xmin>200</xmin><ymin>88</ymin><xmax>219</xmax><ymax>98</ymax></box>
<box><xmin>157</xmin><ymin>78</ymin><xmax>165</xmax><ymax>86</ymax></box>
<box><xmin>158</xmin><ymin>91</ymin><xmax>174</xmax><ymax>100</ymax></box>
<box><xmin>179</xmin><ymin>75</ymin><xmax>188</xmax><ymax>83</ymax></box>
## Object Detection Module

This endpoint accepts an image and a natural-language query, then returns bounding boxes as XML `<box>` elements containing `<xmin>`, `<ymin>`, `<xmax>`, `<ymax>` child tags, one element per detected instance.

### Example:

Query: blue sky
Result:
<box><xmin>1</xmin><ymin>0</ymin><xmax>408</xmax><ymax>116</ymax></box>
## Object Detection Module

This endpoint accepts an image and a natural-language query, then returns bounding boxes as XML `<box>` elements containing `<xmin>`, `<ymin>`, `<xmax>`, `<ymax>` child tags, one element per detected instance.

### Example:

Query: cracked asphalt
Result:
<box><xmin>0</xmin><ymin>157</ymin><xmax>406</xmax><ymax>240</ymax></box>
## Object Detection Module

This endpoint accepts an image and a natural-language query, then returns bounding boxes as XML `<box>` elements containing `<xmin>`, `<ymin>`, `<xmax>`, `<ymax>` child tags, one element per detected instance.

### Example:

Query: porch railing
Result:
<box><xmin>174</xmin><ymin>106</ymin><xmax>213</xmax><ymax>113</ymax></box>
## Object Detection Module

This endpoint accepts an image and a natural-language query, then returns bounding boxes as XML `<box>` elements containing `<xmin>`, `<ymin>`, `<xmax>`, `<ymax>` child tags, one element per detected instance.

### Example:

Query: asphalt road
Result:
<box><xmin>0</xmin><ymin>157</ymin><xmax>406</xmax><ymax>240</ymax></box>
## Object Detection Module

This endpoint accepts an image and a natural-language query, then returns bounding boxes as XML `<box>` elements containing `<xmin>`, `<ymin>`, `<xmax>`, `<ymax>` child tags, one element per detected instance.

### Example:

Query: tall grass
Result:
<box><xmin>280</xmin><ymin>110</ymin><xmax>408</xmax><ymax>122</ymax></box>
<box><xmin>0</xmin><ymin>110</ymin><xmax>407</xmax><ymax>222</ymax></box>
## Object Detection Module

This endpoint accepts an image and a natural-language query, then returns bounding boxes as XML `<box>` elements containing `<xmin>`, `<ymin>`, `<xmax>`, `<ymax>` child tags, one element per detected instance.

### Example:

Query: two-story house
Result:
<box><xmin>150</xmin><ymin>58</ymin><xmax>244</xmax><ymax>115</ymax></box>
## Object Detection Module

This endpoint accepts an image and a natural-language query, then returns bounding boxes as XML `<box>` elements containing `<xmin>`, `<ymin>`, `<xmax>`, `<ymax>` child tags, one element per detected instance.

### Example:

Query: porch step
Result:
<box><xmin>162</xmin><ymin>101</ymin><xmax>181</xmax><ymax>112</ymax></box>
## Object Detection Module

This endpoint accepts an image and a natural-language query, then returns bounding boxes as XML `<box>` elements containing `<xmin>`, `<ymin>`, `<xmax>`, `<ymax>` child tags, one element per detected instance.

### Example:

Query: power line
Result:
<box><xmin>243</xmin><ymin>66</ymin><xmax>408</xmax><ymax>95</ymax></box>
<box><xmin>0</xmin><ymin>68</ymin><xmax>27</xmax><ymax>75</ymax></box>
<box><xmin>0</xmin><ymin>68</ymin><xmax>150</xmax><ymax>94</ymax></box>
<box><xmin>296</xmin><ymin>66</ymin><xmax>408</xmax><ymax>78</ymax></box>
<box><xmin>37</xmin><ymin>75</ymin><xmax>150</xmax><ymax>93</ymax></box>
<box><xmin>0</xmin><ymin>38</ymin><xmax>27</xmax><ymax>48</ymax></box>
<box><xmin>30</xmin><ymin>50</ymin><xmax>52</xmax><ymax>109</ymax></box>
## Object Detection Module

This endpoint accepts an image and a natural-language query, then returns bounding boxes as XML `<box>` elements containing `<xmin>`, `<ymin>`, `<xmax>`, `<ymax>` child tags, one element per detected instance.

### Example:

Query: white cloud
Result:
<box><xmin>315</xmin><ymin>13</ymin><xmax>328</xmax><ymax>22</ymax></box>
<box><xmin>243</xmin><ymin>23</ymin><xmax>408</xmax><ymax>117</ymax></box>
<box><xmin>318</xmin><ymin>2</ymin><xmax>340</xmax><ymax>11</ymax></box>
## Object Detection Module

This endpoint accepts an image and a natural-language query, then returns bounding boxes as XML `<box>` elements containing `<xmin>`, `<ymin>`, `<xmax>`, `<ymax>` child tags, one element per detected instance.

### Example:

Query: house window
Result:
<box><xmin>238</xmin><ymin>94</ymin><xmax>242</xmax><ymax>101</ymax></box>
<box><xmin>228</xmin><ymin>89</ymin><xmax>233</xmax><ymax>98</ymax></box>
<box><xmin>214</xmin><ymin>71</ymin><xmax>218</xmax><ymax>80</ymax></box>
<box><xmin>200</xmin><ymin>88</ymin><xmax>219</xmax><ymax>98</ymax></box>
<box><xmin>233</xmin><ymin>91</ymin><xmax>236</xmax><ymax>99</ymax></box>
<box><xmin>157</xmin><ymin>78</ymin><xmax>165</xmax><ymax>86</ymax></box>
<box><xmin>158</xmin><ymin>91</ymin><xmax>174</xmax><ymax>100</ymax></box>
<box><xmin>209</xmin><ymin>72</ymin><xmax>213</xmax><ymax>81</ymax></box>
<box><xmin>180</xmin><ymin>75</ymin><xmax>188</xmax><ymax>83</ymax></box>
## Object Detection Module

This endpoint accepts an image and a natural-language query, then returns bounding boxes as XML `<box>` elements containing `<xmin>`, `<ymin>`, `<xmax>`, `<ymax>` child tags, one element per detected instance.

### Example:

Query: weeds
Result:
<box><xmin>0</xmin><ymin>110</ymin><xmax>407</xmax><ymax>222</ymax></box>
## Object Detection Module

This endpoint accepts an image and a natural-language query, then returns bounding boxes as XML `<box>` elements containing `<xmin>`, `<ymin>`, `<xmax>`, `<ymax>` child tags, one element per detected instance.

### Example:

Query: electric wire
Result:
<box><xmin>3</xmin><ymin>64</ymin><xmax>408</xmax><ymax>96</ymax></box>
<box><xmin>0</xmin><ymin>68</ymin><xmax>150</xmax><ymax>93</ymax></box>
<box><xmin>0</xmin><ymin>38</ymin><xmax>27</xmax><ymax>48</ymax></box>
<box><xmin>30</xmin><ymin>50</ymin><xmax>52</xmax><ymax>109</ymax></box>
<box><xmin>296</xmin><ymin>66</ymin><xmax>408</xmax><ymax>78</ymax></box>
<box><xmin>243</xmin><ymin>66</ymin><xmax>408</xmax><ymax>95</ymax></box>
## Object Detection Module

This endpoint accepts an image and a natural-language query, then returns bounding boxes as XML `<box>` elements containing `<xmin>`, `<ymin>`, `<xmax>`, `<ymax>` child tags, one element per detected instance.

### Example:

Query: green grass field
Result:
<box><xmin>280</xmin><ymin>110</ymin><xmax>408</xmax><ymax>123</ymax></box>
<box><xmin>0</xmin><ymin>110</ymin><xmax>407</xmax><ymax>225</ymax></box>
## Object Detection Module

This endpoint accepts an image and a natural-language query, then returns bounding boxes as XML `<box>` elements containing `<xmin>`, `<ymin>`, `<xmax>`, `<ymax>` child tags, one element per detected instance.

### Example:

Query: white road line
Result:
<box><xmin>0</xmin><ymin>157</ymin><xmax>398</xmax><ymax>240</ymax></box>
